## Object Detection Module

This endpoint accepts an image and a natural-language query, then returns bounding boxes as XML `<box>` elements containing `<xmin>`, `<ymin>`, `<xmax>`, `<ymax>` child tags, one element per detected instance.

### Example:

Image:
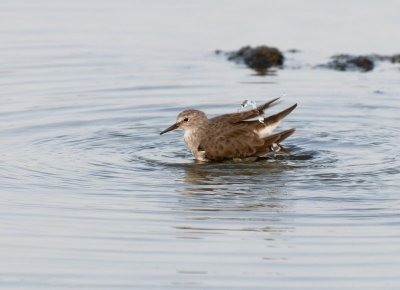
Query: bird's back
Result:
<box><xmin>195</xmin><ymin>101</ymin><xmax>297</xmax><ymax>161</ymax></box>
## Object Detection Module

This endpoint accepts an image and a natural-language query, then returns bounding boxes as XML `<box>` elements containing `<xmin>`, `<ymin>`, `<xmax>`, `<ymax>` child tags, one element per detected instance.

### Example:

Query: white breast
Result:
<box><xmin>184</xmin><ymin>129</ymin><xmax>194</xmax><ymax>144</ymax></box>
<box><xmin>183</xmin><ymin>129</ymin><xmax>198</xmax><ymax>153</ymax></box>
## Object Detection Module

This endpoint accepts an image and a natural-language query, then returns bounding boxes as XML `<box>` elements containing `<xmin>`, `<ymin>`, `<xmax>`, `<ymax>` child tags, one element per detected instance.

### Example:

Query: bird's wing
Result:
<box><xmin>210</xmin><ymin>98</ymin><xmax>280</xmax><ymax>124</ymax></box>
<box><xmin>240</xmin><ymin>103</ymin><xmax>297</xmax><ymax>137</ymax></box>
<box><xmin>198</xmin><ymin>124</ymin><xmax>274</xmax><ymax>160</ymax></box>
<box><xmin>199</xmin><ymin>125</ymin><xmax>296</xmax><ymax>161</ymax></box>
<box><xmin>199</xmin><ymin>129</ymin><xmax>261</xmax><ymax>160</ymax></box>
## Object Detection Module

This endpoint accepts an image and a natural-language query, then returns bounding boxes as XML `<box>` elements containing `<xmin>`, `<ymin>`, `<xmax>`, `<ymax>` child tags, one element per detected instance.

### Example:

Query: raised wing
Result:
<box><xmin>243</xmin><ymin>103</ymin><xmax>298</xmax><ymax>138</ymax></box>
<box><xmin>210</xmin><ymin>98</ymin><xmax>280</xmax><ymax>124</ymax></box>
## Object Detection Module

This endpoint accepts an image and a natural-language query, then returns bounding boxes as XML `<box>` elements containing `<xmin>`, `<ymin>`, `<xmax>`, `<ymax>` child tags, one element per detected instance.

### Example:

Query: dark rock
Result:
<box><xmin>389</xmin><ymin>54</ymin><xmax>400</xmax><ymax>63</ymax></box>
<box><xmin>320</xmin><ymin>53</ymin><xmax>400</xmax><ymax>72</ymax></box>
<box><xmin>222</xmin><ymin>45</ymin><xmax>284</xmax><ymax>72</ymax></box>
<box><xmin>372</xmin><ymin>53</ymin><xmax>400</xmax><ymax>63</ymax></box>
<box><xmin>324</xmin><ymin>54</ymin><xmax>374</xmax><ymax>72</ymax></box>
<box><xmin>217</xmin><ymin>47</ymin><xmax>400</xmax><ymax>73</ymax></box>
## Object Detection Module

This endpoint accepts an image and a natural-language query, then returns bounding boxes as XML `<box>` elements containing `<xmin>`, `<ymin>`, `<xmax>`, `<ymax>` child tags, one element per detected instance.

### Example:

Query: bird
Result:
<box><xmin>160</xmin><ymin>98</ymin><xmax>297</xmax><ymax>162</ymax></box>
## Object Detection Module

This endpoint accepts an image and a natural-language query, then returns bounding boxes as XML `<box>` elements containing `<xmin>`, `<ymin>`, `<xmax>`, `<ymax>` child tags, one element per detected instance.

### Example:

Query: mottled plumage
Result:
<box><xmin>160</xmin><ymin>98</ymin><xmax>297</xmax><ymax>161</ymax></box>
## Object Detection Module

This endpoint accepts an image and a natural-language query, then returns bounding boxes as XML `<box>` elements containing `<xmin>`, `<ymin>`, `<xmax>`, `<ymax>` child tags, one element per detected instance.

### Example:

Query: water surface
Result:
<box><xmin>1</xmin><ymin>1</ymin><xmax>400</xmax><ymax>289</ymax></box>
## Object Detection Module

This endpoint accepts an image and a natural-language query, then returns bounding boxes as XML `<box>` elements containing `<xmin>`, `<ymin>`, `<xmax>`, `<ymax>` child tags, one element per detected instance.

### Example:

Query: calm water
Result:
<box><xmin>1</xmin><ymin>1</ymin><xmax>400</xmax><ymax>289</ymax></box>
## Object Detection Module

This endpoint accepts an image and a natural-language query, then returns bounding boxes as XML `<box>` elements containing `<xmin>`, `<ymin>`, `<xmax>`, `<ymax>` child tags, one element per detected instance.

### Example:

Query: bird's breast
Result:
<box><xmin>183</xmin><ymin>128</ymin><xmax>205</xmax><ymax>157</ymax></box>
<box><xmin>183</xmin><ymin>129</ymin><xmax>194</xmax><ymax>144</ymax></box>
<box><xmin>184</xmin><ymin>129</ymin><xmax>198</xmax><ymax>149</ymax></box>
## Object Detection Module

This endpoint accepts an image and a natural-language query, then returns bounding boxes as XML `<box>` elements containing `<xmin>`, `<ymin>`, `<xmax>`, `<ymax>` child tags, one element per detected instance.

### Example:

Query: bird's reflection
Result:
<box><xmin>176</xmin><ymin>159</ymin><xmax>295</xmax><ymax>212</ymax></box>
<box><xmin>172</xmin><ymin>160</ymin><xmax>296</xmax><ymax>247</ymax></box>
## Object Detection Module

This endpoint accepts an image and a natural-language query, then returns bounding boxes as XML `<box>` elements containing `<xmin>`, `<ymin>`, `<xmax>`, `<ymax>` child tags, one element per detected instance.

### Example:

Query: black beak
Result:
<box><xmin>160</xmin><ymin>123</ymin><xmax>179</xmax><ymax>135</ymax></box>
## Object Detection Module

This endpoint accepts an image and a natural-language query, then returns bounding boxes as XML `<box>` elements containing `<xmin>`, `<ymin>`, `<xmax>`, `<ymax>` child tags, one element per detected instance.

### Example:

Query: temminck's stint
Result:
<box><xmin>160</xmin><ymin>98</ymin><xmax>297</xmax><ymax>161</ymax></box>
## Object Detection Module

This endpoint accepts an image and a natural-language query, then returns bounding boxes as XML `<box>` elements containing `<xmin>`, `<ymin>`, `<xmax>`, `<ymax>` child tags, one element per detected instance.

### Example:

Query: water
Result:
<box><xmin>1</xmin><ymin>1</ymin><xmax>400</xmax><ymax>289</ymax></box>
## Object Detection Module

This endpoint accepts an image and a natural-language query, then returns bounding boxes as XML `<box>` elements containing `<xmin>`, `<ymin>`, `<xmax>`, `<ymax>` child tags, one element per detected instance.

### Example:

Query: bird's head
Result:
<box><xmin>160</xmin><ymin>110</ymin><xmax>207</xmax><ymax>135</ymax></box>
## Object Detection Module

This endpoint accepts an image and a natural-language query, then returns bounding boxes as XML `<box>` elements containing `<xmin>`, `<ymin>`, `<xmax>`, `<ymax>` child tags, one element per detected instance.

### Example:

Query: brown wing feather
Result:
<box><xmin>210</xmin><ymin>98</ymin><xmax>280</xmax><ymax>124</ymax></box>
<box><xmin>199</xmin><ymin>126</ymin><xmax>296</xmax><ymax>160</ymax></box>
<box><xmin>273</xmin><ymin>128</ymin><xmax>296</xmax><ymax>143</ymax></box>
<box><xmin>241</xmin><ymin>103</ymin><xmax>298</xmax><ymax>132</ymax></box>
<box><xmin>198</xmin><ymin>101</ymin><xmax>296</xmax><ymax>160</ymax></box>
<box><xmin>200</xmin><ymin>130</ymin><xmax>262</xmax><ymax>160</ymax></box>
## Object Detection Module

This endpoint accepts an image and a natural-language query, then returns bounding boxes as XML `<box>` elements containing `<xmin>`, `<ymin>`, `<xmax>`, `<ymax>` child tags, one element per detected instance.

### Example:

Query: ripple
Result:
<box><xmin>1</xmin><ymin>3</ymin><xmax>400</xmax><ymax>288</ymax></box>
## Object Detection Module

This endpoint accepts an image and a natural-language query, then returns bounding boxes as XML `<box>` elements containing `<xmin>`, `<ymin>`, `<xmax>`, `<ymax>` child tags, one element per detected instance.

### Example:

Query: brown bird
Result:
<box><xmin>160</xmin><ymin>98</ymin><xmax>297</xmax><ymax>162</ymax></box>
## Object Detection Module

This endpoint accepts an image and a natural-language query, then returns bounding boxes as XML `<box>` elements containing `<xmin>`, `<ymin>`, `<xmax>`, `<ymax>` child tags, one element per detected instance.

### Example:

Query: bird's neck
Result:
<box><xmin>183</xmin><ymin>127</ymin><xmax>203</xmax><ymax>154</ymax></box>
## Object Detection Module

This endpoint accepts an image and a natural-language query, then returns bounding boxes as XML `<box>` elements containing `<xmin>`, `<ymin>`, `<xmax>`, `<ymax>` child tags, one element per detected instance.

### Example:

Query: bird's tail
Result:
<box><xmin>261</xmin><ymin>128</ymin><xmax>296</xmax><ymax>155</ymax></box>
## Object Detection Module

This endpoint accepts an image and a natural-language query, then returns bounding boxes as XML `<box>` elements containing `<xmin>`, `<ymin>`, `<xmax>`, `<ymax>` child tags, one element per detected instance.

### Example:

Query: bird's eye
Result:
<box><xmin>183</xmin><ymin>118</ymin><xmax>189</xmax><ymax>122</ymax></box>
